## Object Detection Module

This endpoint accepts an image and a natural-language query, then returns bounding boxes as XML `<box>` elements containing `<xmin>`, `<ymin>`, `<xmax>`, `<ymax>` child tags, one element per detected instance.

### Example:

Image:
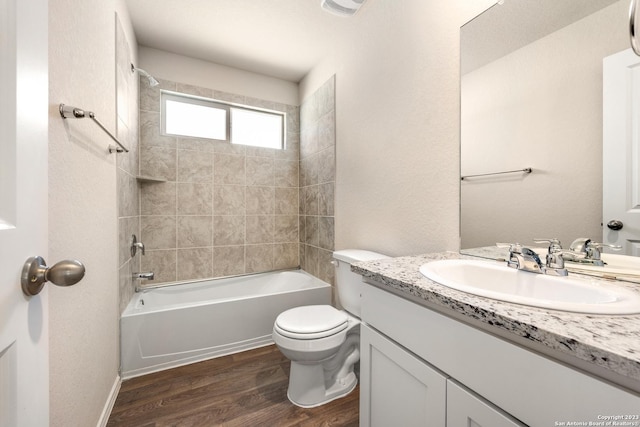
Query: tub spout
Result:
<box><xmin>133</xmin><ymin>272</ymin><xmax>154</xmax><ymax>280</ymax></box>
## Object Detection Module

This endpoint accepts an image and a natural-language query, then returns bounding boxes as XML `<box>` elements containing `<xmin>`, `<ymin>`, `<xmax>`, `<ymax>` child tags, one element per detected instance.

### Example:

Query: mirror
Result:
<box><xmin>460</xmin><ymin>0</ymin><xmax>637</xmax><ymax>271</ymax></box>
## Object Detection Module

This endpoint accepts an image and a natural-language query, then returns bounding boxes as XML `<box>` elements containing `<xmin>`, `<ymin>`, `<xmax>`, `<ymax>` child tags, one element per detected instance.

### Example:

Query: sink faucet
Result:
<box><xmin>563</xmin><ymin>238</ymin><xmax>621</xmax><ymax>267</ymax></box>
<box><xmin>506</xmin><ymin>244</ymin><xmax>544</xmax><ymax>274</ymax></box>
<box><xmin>533</xmin><ymin>238</ymin><xmax>568</xmax><ymax>276</ymax></box>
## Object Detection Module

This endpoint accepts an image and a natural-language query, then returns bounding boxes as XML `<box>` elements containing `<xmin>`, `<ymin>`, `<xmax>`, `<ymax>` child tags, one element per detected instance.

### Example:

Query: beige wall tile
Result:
<box><xmin>176</xmin><ymin>83</ymin><xmax>213</xmax><ymax>99</ymax></box>
<box><xmin>140</xmin><ymin>249</ymin><xmax>177</xmax><ymax>284</ymax></box>
<box><xmin>275</xmin><ymin>215</ymin><xmax>298</xmax><ymax>243</ymax></box>
<box><xmin>275</xmin><ymin>159</ymin><xmax>298</xmax><ymax>187</ymax></box>
<box><xmin>246</xmin><ymin>186</ymin><xmax>274</xmax><ymax>215</ymax></box>
<box><xmin>318</xmin><ymin>217</ymin><xmax>334</xmax><ymax>251</ymax></box>
<box><xmin>177</xmin><ymin>216</ymin><xmax>213</xmax><ymax>248</ymax></box>
<box><xmin>213</xmin><ymin>216</ymin><xmax>245</xmax><ymax>245</ymax></box>
<box><xmin>177</xmin><ymin>150</ymin><xmax>213</xmax><ymax>182</ymax></box>
<box><xmin>318</xmin><ymin>182</ymin><xmax>334</xmax><ymax>216</ymax></box>
<box><xmin>275</xmin><ymin>187</ymin><xmax>298</xmax><ymax>215</ymax></box>
<box><xmin>246</xmin><ymin>215</ymin><xmax>274</xmax><ymax>244</ymax></box>
<box><xmin>213</xmin><ymin>246</ymin><xmax>245</xmax><ymax>277</ymax></box>
<box><xmin>246</xmin><ymin>157</ymin><xmax>274</xmax><ymax>186</ymax></box>
<box><xmin>177</xmin><ymin>247</ymin><xmax>213</xmax><ymax>281</ymax></box>
<box><xmin>305</xmin><ymin>216</ymin><xmax>319</xmax><ymax>246</ymax></box>
<box><xmin>177</xmin><ymin>182</ymin><xmax>213</xmax><ymax>215</ymax></box>
<box><xmin>246</xmin><ymin>244</ymin><xmax>273</xmax><ymax>273</ymax></box>
<box><xmin>274</xmin><ymin>243</ymin><xmax>299</xmax><ymax>270</ymax></box>
<box><xmin>213</xmin><ymin>185</ymin><xmax>245</xmax><ymax>215</ymax></box>
<box><xmin>214</xmin><ymin>153</ymin><xmax>246</xmax><ymax>185</ymax></box>
<box><xmin>140</xmin><ymin>182</ymin><xmax>176</xmax><ymax>215</ymax></box>
<box><xmin>318</xmin><ymin>147</ymin><xmax>335</xmax><ymax>185</ymax></box>
<box><xmin>140</xmin><ymin>146</ymin><xmax>177</xmax><ymax>181</ymax></box>
<box><xmin>141</xmin><ymin>215</ymin><xmax>176</xmax><ymax>250</ymax></box>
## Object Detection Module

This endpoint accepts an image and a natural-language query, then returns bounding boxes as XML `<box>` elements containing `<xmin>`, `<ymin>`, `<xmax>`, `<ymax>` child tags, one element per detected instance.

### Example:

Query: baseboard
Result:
<box><xmin>97</xmin><ymin>375</ymin><xmax>121</xmax><ymax>427</ymax></box>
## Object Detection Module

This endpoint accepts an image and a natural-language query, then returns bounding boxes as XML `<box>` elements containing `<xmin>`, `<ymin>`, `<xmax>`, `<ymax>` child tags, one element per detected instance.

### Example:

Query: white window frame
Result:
<box><xmin>160</xmin><ymin>91</ymin><xmax>286</xmax><ymax>150</ymax></box>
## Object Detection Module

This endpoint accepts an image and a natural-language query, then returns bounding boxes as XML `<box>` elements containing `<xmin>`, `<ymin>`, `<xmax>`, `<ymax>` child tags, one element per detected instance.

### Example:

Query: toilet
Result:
<box><xmin>272</xmin><ymin>249</ymin><xmax>389</xmax><ymax>408</ymax></box>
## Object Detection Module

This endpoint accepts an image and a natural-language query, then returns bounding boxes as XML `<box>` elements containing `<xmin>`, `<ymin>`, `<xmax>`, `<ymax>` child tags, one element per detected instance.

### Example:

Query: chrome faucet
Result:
<box><xmin>133</xmin><ymin>272</ymin><xmax>155</xmax><ymax>280</ymax></box>
<box><xmin>506</xmin><ymin>244</ymin><xmax>545</xmax><ymax>274</ymax></box>
<box><xmin>533</xmin><ymin>238</ymin><xmax>568</xmax><ymax>276</ymax></box>
<box><xmin>563</xmin><ymin>238</ymin><xmax>621</xmax><ymax>266</ymax></box>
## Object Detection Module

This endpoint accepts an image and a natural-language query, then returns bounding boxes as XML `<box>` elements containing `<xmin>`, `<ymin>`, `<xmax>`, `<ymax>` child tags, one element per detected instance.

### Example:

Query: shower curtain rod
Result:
<box><xmin>59</xmin><ymin>104</ymin><xmax>129</xmax><ymax>153</ymax></box>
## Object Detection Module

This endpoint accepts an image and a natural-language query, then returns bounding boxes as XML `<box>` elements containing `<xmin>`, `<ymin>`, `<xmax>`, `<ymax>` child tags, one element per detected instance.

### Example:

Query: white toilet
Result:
<box><xmin>272</xmin><ymin>249</ymin><xmax>389</xmax><ymax>408</ymax></box>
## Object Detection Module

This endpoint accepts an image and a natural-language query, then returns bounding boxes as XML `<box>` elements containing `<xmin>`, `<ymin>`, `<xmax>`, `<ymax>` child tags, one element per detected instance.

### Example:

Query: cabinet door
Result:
<box><xmin>360</xmin><ymin>324</ymin><xmax>447</xmax><ymax>427</ymax></box>
<box><xmin>447</xmin><ymin>381</ymin><xmax>526</xmax><ymax>427</ymax></box>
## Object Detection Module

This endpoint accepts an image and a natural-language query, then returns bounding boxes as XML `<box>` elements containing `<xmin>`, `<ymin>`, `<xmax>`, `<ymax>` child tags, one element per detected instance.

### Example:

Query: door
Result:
<box><xmin>0</xmin><ymin>0</ymin><xmax>49</xmax><ymax>425</ymax></box>
<box><xmin>360</xmin><ymin>324</ymin><xmax>447</xmax><ymax>427</ymax></box>
<box><xmin>603</xmin><ymin>48</ymin><xmax>640</xmax><ymax>255</ymax></box>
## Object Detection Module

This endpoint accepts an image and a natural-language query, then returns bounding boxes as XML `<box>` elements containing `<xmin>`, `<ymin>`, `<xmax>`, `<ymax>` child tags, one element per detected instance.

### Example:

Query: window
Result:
<box><xmin>161</xmin><ymin>91</ymin><xmax>285</xmax><ymax>149</ymax></box>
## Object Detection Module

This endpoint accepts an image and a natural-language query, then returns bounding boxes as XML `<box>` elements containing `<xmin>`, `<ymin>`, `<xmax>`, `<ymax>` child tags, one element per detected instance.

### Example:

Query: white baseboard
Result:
<box><xmin>97</xmin><ymin>375</ymin><xmax>121</xmax><ymax>427</ymax></box>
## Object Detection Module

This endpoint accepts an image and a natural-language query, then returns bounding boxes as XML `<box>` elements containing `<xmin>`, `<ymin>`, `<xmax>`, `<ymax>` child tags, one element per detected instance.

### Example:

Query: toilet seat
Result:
<box><xmin>275</xmin><ymin>305</ymin><xmax>348</xmax><ymax>340</ymax></box>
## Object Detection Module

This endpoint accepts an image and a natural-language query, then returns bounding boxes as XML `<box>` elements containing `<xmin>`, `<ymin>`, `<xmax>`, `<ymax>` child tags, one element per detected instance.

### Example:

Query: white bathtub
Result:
<box><xmin>121</xmin><ymin>270</ymin><xmax>331</xmax><ymax>379</ymax></box>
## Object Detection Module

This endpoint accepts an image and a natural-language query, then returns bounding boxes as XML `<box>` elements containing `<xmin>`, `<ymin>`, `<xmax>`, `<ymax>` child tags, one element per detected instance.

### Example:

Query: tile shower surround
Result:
<box><xmin>299</xmin><ymin>77</ymin><xmax>336</xmax><ymax>288</ymax></box>
<box><xmin>137</xmin><ymin>79</ymin><xmax>305</xmax><ymax>285</ymax></box>
<box><xmin>116</xmin><ymin>17</ymin><xmax>140</xmax><ymax>315</ymax></box>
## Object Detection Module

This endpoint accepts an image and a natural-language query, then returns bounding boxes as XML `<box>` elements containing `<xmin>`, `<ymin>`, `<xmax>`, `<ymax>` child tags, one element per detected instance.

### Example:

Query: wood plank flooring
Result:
<box><xmin>107</xmin><ymin>345</ymin><xmax>359</xmax><ymax>427</ymax></box>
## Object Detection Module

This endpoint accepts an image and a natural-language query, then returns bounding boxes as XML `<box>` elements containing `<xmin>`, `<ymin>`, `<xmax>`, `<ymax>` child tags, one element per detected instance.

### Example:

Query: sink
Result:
<box><xmin>419</xmin><ymin>259</ymin><xmax>640</xmax><ymax>314</ymax></box>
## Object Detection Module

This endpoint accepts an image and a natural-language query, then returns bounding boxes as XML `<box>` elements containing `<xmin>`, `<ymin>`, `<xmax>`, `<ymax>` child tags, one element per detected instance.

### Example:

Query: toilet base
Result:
<box><xmin>287</xmin><ymin>361</ymin><xmax>358</xmax><ymax>408</ymax></box>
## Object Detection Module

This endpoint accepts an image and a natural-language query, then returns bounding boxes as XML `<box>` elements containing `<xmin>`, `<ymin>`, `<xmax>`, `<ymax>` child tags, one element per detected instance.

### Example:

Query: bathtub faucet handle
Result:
<box><xmin>131</xmin><ymin>234</ymin><xmax>146</xmax><ymax>257</ymax></box>
<box><xmin>133</xmin><ymin>272</ymin><xmax>154</xmax><ymax>280</ymax></box>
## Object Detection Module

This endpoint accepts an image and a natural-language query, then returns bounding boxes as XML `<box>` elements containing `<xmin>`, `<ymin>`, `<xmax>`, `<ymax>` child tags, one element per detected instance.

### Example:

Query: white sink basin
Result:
<box><xmin>419</xmin><ymin>259</ymin><xmax>640</xmax><ymax>314</ymax></box>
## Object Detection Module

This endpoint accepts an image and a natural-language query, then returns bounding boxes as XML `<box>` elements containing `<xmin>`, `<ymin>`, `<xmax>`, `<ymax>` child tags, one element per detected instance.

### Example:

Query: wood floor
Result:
<box><xmin>107</xmin><ymin>345</ymin><xmax>359</xmax><ymax>427</ymax></box>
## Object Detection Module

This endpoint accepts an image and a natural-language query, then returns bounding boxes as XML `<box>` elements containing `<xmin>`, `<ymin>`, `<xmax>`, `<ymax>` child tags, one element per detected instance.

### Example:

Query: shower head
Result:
<box><xmin>131</xmin><ymin>64</ymin><xmax>159</xmax><ymax>87</ymax></box>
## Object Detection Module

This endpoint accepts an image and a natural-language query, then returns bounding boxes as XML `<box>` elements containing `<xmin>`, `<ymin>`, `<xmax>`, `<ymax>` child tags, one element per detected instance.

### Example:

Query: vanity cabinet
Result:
<box><xmin>360</xmin><ymin>324</ymin><xmax>523</xmax><ymax>427</ymax></box>
<box><xmin>359</xmin><ymin>281</ymin><xmax>640</xmax><ymax>427</ymax></box>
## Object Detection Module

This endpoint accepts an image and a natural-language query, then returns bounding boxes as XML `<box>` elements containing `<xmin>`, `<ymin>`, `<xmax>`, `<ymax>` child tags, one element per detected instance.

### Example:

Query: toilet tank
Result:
<box><xmin>332</xmin><ymin>249</ymin><xmax>390</xmax><ymax>317</ymax></box>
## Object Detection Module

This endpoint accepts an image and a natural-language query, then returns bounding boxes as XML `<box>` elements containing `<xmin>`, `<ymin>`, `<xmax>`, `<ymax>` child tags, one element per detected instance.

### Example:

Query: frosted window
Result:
<box><xmin>164</xmin><ymin>98</ymin><xmax>226</xmax><ymax>140</ymax></box>
<box><xmin>231</xmin><ymin>108</ymin><xmax>283</xmax><ymax>149</ymax></box>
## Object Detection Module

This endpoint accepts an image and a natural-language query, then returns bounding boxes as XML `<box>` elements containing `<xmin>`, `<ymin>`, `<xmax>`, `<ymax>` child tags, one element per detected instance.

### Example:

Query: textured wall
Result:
<box><xmin>48</xmin><ymin>0</ymin><xmax>137</xmax><ymax>425</ymax></box>
<box><xmin>299</xmin><ymin>76</ymin><xmax>336</xmax><ymax>287</ymax></box>
<box><xmin>300</xmin><ymin>0</ymin><xmax>496</xmax><ymax>257</ymax></box>
<box><xmin>138</xmin><ymin>78</ymin><xmax>300</xmax><ymax>283</ymax></box>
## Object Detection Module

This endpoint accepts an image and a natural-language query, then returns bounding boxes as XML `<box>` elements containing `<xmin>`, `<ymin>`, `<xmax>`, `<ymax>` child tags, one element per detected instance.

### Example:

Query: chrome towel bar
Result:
<box><xmin>461</xmin><ymin>167</ymin><xmax>532</xmax><ymax>181</ymax></box>
<box><xmin>59</xmin><ymin>104</ymin><xmax>129</xmax><ymax>153</ymax></box>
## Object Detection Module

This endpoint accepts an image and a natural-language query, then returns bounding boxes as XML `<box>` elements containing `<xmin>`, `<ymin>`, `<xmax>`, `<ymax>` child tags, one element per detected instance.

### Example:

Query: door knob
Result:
<box><xmin>607</xmin><ymin>220</ymin><xmax>624</xmax><ymax>231</ymax></box>
<box><xmin>21</xmin><ymin>256</ymin><xmax>85</xmax><ymax>296</ymax></box>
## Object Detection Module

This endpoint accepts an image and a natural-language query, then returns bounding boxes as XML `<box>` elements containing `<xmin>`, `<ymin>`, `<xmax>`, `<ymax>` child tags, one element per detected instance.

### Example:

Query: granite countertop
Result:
<box><xmin>351</xmin><ymin>251</ymin><xmax>640</xmax><ymax>391</ymax></box>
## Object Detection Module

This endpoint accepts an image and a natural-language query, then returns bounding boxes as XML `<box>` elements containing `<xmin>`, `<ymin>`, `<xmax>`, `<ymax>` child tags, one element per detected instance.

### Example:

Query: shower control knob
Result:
<box><xmin>607</xmin><ymin>220</ymin><xmax>624</xmax><ymax>231</ymax></box>
<box><xmin>21</xmin><ymin>256</ymin><xmax>85</xmax><ymax>296</ymax></box>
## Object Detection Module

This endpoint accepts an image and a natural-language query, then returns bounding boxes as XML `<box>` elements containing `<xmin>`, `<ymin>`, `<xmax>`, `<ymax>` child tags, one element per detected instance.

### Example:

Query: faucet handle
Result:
<box><xmin>533</xmin><ymin>238</ymin><xmax>563</xmax><ymax>253</ymax></box>
<box><xmin>131</xmin><ymin>234</ymin><xmax>146</xmax><ymax>257</ymax></box>
<box><xmin>587</xmin><ymin>241</ymin><xmax>622</xmax><ymax>251</ymax></box>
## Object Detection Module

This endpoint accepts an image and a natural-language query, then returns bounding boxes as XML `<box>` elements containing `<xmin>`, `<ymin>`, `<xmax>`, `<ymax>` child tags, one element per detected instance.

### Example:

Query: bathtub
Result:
<box><xmin>120</xmin><ymin>269</ymin><xmax>331</xmax><ymax>379</ymax></box>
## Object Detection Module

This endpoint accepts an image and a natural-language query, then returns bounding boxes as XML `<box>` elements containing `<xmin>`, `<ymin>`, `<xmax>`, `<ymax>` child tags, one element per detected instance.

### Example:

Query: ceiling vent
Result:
<box><xmin>321</xmin><ymin>0</ymin><xmax>367</xmax><ymax>17</ymax></box>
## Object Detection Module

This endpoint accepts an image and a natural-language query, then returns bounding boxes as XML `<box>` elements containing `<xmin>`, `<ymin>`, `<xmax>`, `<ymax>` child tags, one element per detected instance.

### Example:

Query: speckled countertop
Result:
<box><xmin>352</xmin><ymin>251</ymin><xmax>640</xmax><ymax>390</ymax></box>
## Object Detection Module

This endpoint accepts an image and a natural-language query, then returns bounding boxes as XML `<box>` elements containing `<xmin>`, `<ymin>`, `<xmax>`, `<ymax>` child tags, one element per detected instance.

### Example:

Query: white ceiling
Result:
<box><xmin>124</xmin><ymin>0</ymin><xmax>364</xmax><ymax>82</ymax></box>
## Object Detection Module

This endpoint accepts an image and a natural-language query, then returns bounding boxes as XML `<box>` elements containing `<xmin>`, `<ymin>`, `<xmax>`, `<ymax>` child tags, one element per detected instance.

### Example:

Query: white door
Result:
<box><xmin>0</xmin><ymin>0</ymin><xmax>49</xmax><ymax>425</ymax></box>
<box><xmin>603</xmin><ymin>48</ymin><xmax>640</xmax><ymax>256</ymax></box>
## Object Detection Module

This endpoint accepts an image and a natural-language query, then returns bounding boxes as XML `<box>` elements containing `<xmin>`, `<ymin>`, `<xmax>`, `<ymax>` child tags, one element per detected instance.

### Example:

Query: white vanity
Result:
<box><xmin>353</xmin><ymin>253</ymin><xmax>640</xmax><ymax>427</ymax></box>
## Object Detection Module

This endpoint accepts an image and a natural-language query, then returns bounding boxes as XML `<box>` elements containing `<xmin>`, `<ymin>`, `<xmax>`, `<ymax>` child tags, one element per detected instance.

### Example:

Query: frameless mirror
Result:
<box><xmin>460</xmin><ymin>0</ymin><xmax>640</xmax><ymax>276</ymax></box>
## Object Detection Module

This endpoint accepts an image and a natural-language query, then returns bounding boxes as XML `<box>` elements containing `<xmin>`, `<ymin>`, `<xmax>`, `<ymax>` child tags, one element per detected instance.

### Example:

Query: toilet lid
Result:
<box><xmin>275</xmin><ymin>305</ymin><xmax>348</xmax><ymax>339</ymax></box>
